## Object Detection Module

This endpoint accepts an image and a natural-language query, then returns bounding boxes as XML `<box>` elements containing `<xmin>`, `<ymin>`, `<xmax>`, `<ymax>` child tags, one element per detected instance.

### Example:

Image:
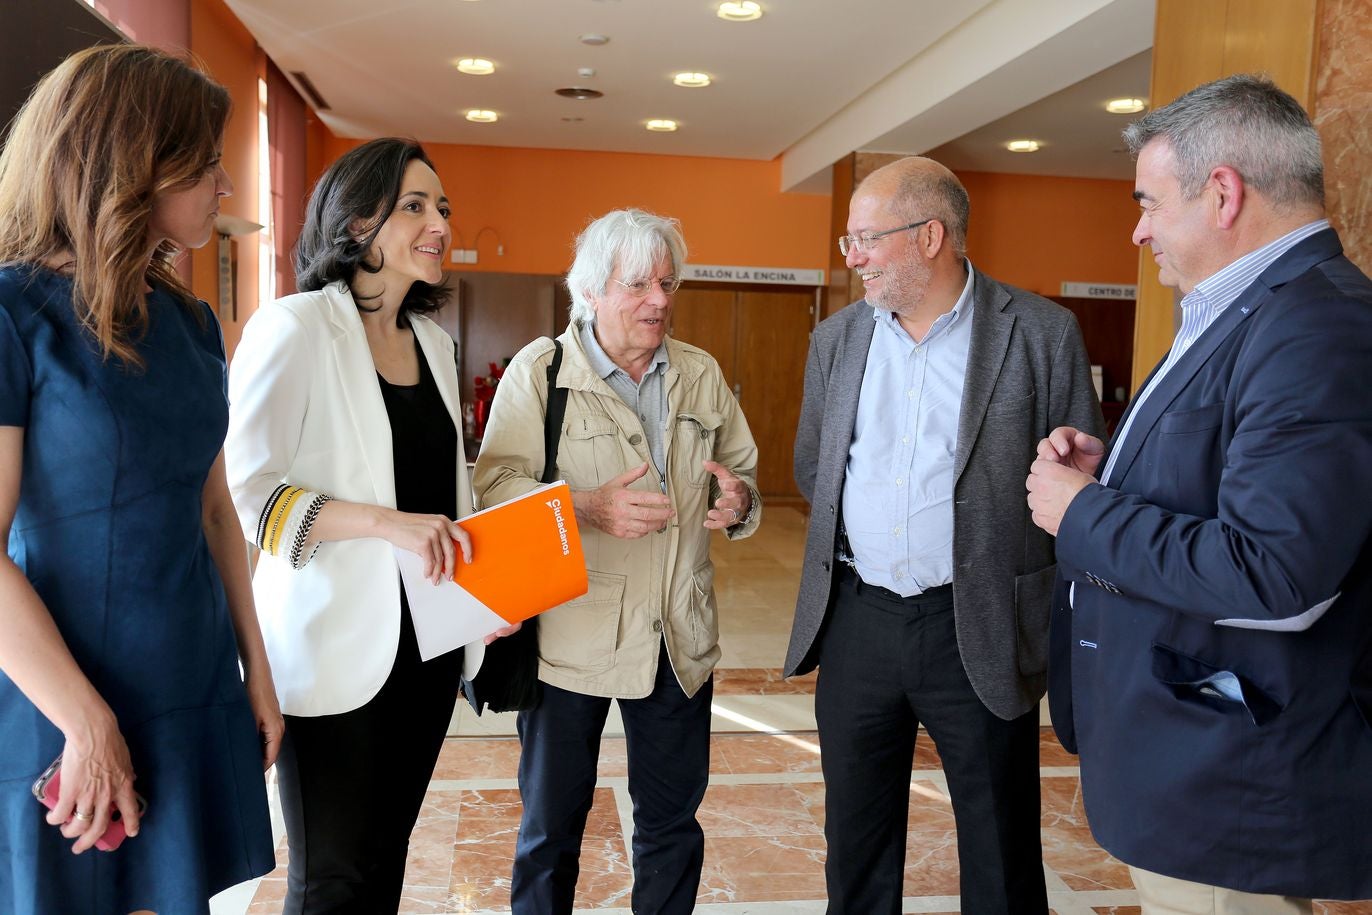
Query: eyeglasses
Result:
<box><xmin>613</xmin><ymin>275</ymin><xmax>682</xmax><ymax>296</ymax></box>
<box><xmin>837</xmin><ymin>218</ymin><xmax>933</xmax><ymax>257</ymax></box>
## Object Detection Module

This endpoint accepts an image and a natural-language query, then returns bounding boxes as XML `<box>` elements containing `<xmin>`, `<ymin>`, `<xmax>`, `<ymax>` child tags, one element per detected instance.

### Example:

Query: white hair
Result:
<box><xmin>565</xmin><ymin>208</ymin><xmax>687</xmax><ymax>324</ymax></box>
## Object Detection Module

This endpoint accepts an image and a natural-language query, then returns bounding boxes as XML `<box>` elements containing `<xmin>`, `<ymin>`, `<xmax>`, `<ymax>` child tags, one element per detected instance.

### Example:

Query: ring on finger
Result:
<box><xmin>73</xmin><ymin>809</ymin><xmax>94</xmax><ymax>822</ymax></box>
<box><xmin>727</xmin><ymin>508</ymin><xmax>740</xmax><ymax>524</ymax></box>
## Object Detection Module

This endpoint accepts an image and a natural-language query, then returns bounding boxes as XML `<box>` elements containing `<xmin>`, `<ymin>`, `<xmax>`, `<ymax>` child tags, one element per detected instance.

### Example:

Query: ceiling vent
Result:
<box><xmin>555</xmin><ymin>87</ymin><xmax>603</xmax><ymax>100</ymax></box>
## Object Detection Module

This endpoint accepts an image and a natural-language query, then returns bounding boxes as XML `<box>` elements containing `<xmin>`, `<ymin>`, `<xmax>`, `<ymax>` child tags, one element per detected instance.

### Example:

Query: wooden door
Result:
<box><xmin>735</xmin><ymin>289</ymin><xmax>812</xmax><ymax>499</ymax></box>
<box><xmin>669</xmin><ymin>287</ymin><xmax>737</xmax><ymax>386</ymax></box>
<box><xmin>670</xmin><ymin>284</ymin><xmax>813</xmax><ymax>501</ymax></box>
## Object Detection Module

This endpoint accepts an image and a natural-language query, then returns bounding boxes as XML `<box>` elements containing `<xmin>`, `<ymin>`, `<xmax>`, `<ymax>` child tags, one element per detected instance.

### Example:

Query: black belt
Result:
<box><xmin>838</xmin><ymin>563</ymin><xmax>953</xmax><ymax>603</ymax></box>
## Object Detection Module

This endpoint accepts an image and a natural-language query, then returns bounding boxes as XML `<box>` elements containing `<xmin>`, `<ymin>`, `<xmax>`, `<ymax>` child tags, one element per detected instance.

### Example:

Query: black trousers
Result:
<box><xmin>815</xmin><ymin>568</ymin><xmax>1046</xmax><ymax>915</ymax></box>
<box><xmin>275</xmin><ymin>606</ymin><xmax>462</xmax><ymax>915</ymax></box>
<box><xmin>510</xmin><ymin>641</ymin><xmax>713</xmax><ymax>915</ymax></box>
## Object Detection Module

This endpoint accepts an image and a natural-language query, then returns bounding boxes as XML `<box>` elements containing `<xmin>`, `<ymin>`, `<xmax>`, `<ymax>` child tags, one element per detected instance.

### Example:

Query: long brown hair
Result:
<box><xmin>0</xmin><ymin>44</ymin><xmax>231</xmax><ymax>366</ymax></box>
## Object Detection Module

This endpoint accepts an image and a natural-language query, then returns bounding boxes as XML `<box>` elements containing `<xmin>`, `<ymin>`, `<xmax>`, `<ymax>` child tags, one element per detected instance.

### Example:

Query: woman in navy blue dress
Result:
<box><xmin>0</xmin><ymin>45</ymin><xmax>280</xmax><ymax>913</ymax></box>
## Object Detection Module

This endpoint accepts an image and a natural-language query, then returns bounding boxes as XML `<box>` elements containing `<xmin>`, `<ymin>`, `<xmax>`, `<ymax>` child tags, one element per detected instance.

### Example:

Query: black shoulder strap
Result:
<box><xmin>541</xmin><ymin>340</ymin><xmax>568</xmax><ymax>484</ymax></box>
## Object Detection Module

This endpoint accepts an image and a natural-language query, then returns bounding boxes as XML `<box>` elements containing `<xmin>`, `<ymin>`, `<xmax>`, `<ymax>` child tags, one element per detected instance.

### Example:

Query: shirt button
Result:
<box><xmin>902</xmin><ymin>435</ymin><xmax>910</xmax><ymax>444</ymax></box>
<box><xmin>894</xmin><ymin>571</ymin><xmax>904</xmax><ymax>580</ymax></box>
<box><xmin>892</xmin><ymin>527</ymin><xmax>902</xmax><ymax>536</ymax></box>
<box><xmin>895</xmin><ymin>478</ymin><xmax>904</xmax><ymax>487</ymax></box>
<box><xmin>629</xmin><ymin>433</ymin><xmax>643</xmax><ymax>445</ymax></box>
<box><xmin>652</xmin><ymin>620</ymin><xmax>663</xmax><ymax>632</ymax></box>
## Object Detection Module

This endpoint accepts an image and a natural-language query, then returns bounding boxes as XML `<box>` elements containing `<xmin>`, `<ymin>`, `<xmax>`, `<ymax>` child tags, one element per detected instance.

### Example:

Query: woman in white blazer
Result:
<box><xmin>225</xmin><ymin>138</ymin><xmax>500</xmax><ymax>913</ymax></box>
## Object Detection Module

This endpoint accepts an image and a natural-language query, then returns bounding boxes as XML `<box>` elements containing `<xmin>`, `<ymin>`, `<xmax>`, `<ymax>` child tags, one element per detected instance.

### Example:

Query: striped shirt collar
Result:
<box><xmin>1168</xmin><ymin>220</ymin><xmax>1330</xmax><ymax>362</ymax></box>
<box><xmin>1184</xmin><ymin>220</ymin><xmax>1331</xmax><ymax>322</ymax></box>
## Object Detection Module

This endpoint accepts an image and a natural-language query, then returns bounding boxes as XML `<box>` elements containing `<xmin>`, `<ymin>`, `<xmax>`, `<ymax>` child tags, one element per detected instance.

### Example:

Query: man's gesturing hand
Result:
<box><xmin>573</xmin><ymin>463</ymin><xmax>675</xmax><ymax>539</ymax></box>
<box><xmin>703</xmin><ymin>460</ymin><xmax>751</xmax><ymax>530</ymax></box>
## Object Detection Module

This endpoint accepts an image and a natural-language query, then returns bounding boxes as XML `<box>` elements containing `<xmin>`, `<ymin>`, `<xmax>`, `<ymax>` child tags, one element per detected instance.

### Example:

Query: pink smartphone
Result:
<box><xmin>31</xmin><ymin>754</ymin><xmax>147</xmax><ymax>851</ymax></box>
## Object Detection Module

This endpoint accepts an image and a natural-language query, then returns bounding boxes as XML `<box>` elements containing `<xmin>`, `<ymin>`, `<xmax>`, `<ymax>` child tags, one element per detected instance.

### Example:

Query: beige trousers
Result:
<box><xmin>1129</xmin><ymin>865</ymin><xmax>1314</xmax><ymax>915</ymax></box>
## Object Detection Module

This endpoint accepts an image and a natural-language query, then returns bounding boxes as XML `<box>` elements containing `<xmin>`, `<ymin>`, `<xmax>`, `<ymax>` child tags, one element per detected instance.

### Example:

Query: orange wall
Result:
<box><xmin>189</xmin><ymin>0</ymin><xmax>261</xmax><ymax>354</ymax></box>
<box><xmin>319</xmin><ymin>135</ymin><xmax>831</xmax><ymax>277</ymax></box>
<box><xmin>312</xmin><ymin>135</ymin><xmax>1138</xmax><ymax>297</ymax></box>
<box><xmin>957</xmin><ymin>170</ymin><xmax>1140</xmax><ymax>296</ymax></box>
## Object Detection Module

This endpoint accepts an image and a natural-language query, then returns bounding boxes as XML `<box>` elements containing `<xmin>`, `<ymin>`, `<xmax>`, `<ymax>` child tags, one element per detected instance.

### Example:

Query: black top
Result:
<box><xmin>377</xmin><ymin>338</ymin><xmax>458</xmax><ymax>520</ymax></box>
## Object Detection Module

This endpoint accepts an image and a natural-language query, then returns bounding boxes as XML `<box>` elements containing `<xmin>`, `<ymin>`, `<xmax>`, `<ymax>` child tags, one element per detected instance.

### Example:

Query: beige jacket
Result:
<box><xmin>473</xmin><ymin>324</ymin><xmax>761</xmax><ymax>699</ymax></box>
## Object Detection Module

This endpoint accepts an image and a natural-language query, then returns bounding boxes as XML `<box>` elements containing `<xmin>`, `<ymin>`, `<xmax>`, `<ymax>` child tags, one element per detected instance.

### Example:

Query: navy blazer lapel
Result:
<box><xmin>955</xmin><ymin>274</ymin><xmax>1013</xmax><ymax>482</ymax></box>
<box><xmin>1102</xmin><ymin>230</ymin><xmax>1342</xmax><ymax>488</ymax></box>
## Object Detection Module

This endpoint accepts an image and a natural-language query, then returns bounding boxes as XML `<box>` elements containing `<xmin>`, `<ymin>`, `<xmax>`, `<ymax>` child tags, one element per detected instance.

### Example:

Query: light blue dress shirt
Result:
<box><xmin>842</xmin><ymin>264</ymin><xmax>976</xmax><ymax>597</ymax></box>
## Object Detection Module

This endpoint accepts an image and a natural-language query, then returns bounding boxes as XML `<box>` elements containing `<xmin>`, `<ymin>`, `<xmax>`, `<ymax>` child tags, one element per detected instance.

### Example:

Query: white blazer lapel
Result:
<box><xmin>324</xmin><ymin>283</ymin><xmax>398</xmax><ymax>509</ymax></box>
<box><xmin>413</xmin><ymin>316</ymin><xmax>475</xmax><ymax>516</ymax></box>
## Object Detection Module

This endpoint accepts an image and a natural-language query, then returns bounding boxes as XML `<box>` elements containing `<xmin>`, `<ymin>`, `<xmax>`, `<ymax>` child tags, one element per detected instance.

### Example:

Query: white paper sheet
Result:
<box><xmin>394</xmin><ymin>547</ymin><xmax>508</xmax><ymax>663</ymax></box>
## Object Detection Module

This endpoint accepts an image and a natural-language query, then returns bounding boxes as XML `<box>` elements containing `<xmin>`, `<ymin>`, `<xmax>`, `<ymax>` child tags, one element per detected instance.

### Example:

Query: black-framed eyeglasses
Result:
<box><xmin>613</xmin><ymin>275</ymin><xmax>683</xmax><ymax>297</ymax></box>
<box><xmin>837</xmin><ymin>218</ymin><xmax>933</xmax><ymax>257</ymax></box>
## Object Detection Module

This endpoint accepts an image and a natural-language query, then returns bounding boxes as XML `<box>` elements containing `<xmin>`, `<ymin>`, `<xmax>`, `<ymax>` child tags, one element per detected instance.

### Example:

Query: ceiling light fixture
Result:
<box><xmin>465</xmin><ymin>109</ymin><xmax>498</xmax><ymax>123</ymax></box>
<box><xmin>716</xmin><ymin>1</ymin><xmax>762</xmax><ymax>22</ymax></box>
<box><xmin>1006</xmin><ymin>139</ymin><xmax>1041</xmax><ymax>153</ymax></box>
<box><xmin>1106</xmin><ymin>97</ymin><xmax>1147</xmax><ymax>114</ymax></box>
<box><xmin>455</xmin><ymin>58</ymin><xmax>495</xmax><ymax>76</ymax></box>
<box><xmin>672</xmin><ymin>72</ymin><xmax>712</xmax><ymax>88</ymax></box>
<box><xmin>646</xmin><ymin>119</ymin><xmax>678</xmax><ymax>132</ymax></box>
<box><xmin>556</xmin><ymin>86</ymin><xmax>603</xmax><ymax>99</ymax></box>
<box><xmin>579</xmin><ymin>33</ymin><xmax>610</xmax><ymax>46</ymax></box>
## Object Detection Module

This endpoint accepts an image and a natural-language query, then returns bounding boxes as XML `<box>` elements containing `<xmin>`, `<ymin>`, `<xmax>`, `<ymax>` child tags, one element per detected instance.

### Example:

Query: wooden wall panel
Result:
<box><xmin>736</xmin><ymin>289</ymin><xmax>813</xmax><ymax>500</ymax></box>
<box><xmin>1132</xmin><ymin>0</ymin><xmax>1320</xmax><ymax>391</ymax></box>
<box><xmin>825</xmin><ymin>154</ymin><xmax>855</xmax><ymax>319</ymax></box>
<box><xmin>456</xmin><ymin>271</ymin><xmax>559</xmax><ymax>404</ymax></box>
<box><xmin>671</xmin><ymin>288</ymin><xmax>738</xmax><ymax>386</ymax></box>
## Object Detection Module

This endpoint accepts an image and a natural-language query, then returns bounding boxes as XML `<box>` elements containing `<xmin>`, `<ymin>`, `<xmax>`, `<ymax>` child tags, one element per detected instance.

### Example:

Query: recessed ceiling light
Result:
<box><xmin>1006</xmin><ymin>139</ymin><xmax>1041</xmax><ymax>153</ymax></box>
<box><xmin>646</xmin><ymin>119</ymin><xmax>678</xmax><ymax>132</ymax></box>
<box><xmin>465</xmin><ymin>109</ymin><xmax>498</xmax><ymax>123</ymax></box>
<box><xmin>672</xmin><ymin>72</ymin><xmax>712</xmax><ymax>88</ymax></box>
<box><xmin>562</xmin><ymin>117</ymin><xmax>584</xmax><ymax>123</ymax></box>
<box><xmin>455</xmin><ymin>58</ymin><xmax>494</xmax><ymax>76</ymax></box>
<box><xmin>717</xmin><ymin>1</ymin><xmax>762</xmax><ymax>22</ymax></box>
<box><xmin>579</xmin><ymin>33</ymin><xmax>610</xmax><ymax>46</ymax></box>
<box><xmin>1106</xmin><ymin>97</ymin><xmax>1147</xmax><ymax>114</ymax></box>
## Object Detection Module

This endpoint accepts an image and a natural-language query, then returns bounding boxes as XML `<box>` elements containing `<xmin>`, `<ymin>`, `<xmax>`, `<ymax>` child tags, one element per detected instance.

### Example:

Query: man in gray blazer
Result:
<box><xmin>785</xmin><ymin>157</ymin><xmax>1103</xmax><ymax>914</ymax></box>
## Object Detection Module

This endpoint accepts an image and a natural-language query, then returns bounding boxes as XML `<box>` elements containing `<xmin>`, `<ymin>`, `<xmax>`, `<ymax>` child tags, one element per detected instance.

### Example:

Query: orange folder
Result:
<box><xmin>451</xmin><ymin>480</ymin><xmax>589</xmax><ymax>625</ymax></box>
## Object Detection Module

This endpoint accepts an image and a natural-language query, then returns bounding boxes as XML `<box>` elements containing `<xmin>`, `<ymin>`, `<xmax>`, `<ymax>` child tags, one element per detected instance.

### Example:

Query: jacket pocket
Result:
<box><xmin>561</xmin><ymin>414</ymin><xmax>624</xmax><ymax>488</ymax></box>
<box><xmin>685</xmin><ymin>561</ymin><xmax>720</xmax><ymax>658</ymax></box>
<box><xmin>676</xmin><ymin>412</ymin><xmax>724</xmax><ymax>487</ymax></box>
<box><xmin>538</xmin><ymin>570</ymin><xmax>625</xmax><ymax>673</ymax></box>
<box><xmin>1150</xmin><ymin>642</ymin><xmax>1283</xmax><ymax>726</ymax></box>
<box><xmin>1159</xmin><ymin>402</ymin><xmax>1224</xmax><ymax>435</ymax></box>
<box><xmin>1014</xmin><ymin>564</ymin><xmax>1057</xmax><ymax>674</ymax></box>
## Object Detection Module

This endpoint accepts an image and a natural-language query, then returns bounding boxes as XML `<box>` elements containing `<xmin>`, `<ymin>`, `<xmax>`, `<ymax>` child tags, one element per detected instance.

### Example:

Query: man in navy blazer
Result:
<box><xmin>1027</xmin><ymin>74</ymin><xmax>1372</xmax><ymax>911</ymax></box>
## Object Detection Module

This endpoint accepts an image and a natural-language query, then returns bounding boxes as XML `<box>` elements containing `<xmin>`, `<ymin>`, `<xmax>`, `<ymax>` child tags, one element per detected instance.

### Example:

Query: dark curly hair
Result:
<box><xmin>294</xmin><ymin>137</ymin><xmax>450</xmax><ymax>318</ymax></box>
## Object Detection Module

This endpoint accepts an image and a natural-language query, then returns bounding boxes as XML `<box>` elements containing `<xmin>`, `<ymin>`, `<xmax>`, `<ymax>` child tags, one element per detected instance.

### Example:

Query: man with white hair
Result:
<box><xmin>475</xmin><ymin>208</ymin><xmax>761</xmax><ymax>915</ymax></box>
<box><xmin>1029</xmin><ymin>74</ymin><xmax>1372</xmax><ymax>911</ymax></box>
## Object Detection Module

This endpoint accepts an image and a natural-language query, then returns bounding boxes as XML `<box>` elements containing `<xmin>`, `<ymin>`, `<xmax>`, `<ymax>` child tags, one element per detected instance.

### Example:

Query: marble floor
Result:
<box><xmin>215</xmin><ymin>507</ymin><xmax>1372</xmax><ymax>914</ymax></box>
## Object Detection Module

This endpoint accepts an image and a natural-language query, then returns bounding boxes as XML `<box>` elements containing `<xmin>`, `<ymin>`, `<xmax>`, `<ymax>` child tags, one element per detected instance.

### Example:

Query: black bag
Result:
<box><xmin>461</xmin><ymin>339</ymin><xmax>568</xmax><ymax>714</ymax></box>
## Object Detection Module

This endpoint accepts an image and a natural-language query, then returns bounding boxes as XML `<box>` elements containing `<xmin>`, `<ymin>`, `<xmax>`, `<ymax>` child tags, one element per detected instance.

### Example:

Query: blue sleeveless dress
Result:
<box><xmin>0</xmin><ymin>265</ymin><xmax>273</xmax><ymax>913</ymax></box>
